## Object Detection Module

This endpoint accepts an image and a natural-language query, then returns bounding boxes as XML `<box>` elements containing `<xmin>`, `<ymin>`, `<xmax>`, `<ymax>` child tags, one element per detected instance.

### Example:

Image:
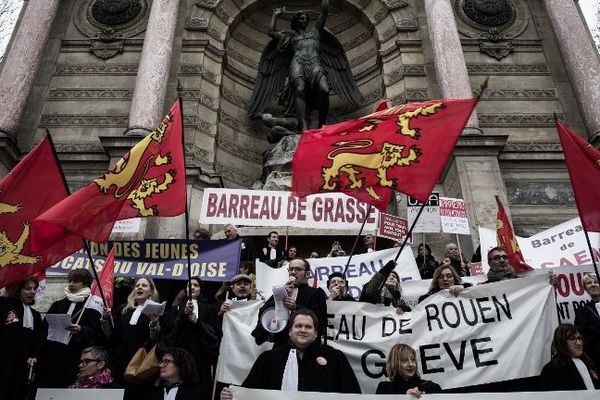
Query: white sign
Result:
<box><xmin>255</xmin><ymin>247</ymin><xmax>421</xmax><ymax>301</ymax></box>
<box><xmin>407</xmin><ymin>193</ymin><xmax>440</xmax><ymax>233</ymax></box>
<box><xmin>217</xmin><ymin>275</ymin><xmax>557</xmax><ymax>393</ymax></box>
<box><xmin>200</xmin><ymin>188</ymin><xmax>379</xmax><ymax>230</ymax></box>
<box><xmin>439</xmin><ymin>197</ymin><xmax>470</xmax><ymax>235</ymax></box>
<box><xmin>231</xmin><ymin>387</ymin><xmax>598</xmax><ymax>400</ymax></box>
<box><xmin>36</xmin><ymin>388</ymin><xmax>125</xmax><ymax>400</ymax></box>
<box><xmin>111</xmin><ymin>218</ymin><xmax>141</xmax><ymax>233</ymax></box>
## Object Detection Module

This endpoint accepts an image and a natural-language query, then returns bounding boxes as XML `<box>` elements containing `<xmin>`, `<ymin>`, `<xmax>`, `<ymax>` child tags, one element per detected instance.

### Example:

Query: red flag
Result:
<box><xmin>556</xmin><ymin>120</ymin><xmax>600</xmax><ymax>232</ymax></box>
<box><xmin>32</xmin><ymin>99</ymin><xmax>186</xmax><ymax>247</ymax></box>
<box><xmin>0</xmin><ymin>136</ymin><xmax>82</xmax><ymax>288</ymax></box>
<box><xmin>86</xmin><ymin>248</ymin><xmax>114</xmax><ymax>314</ymax></box>
<box><xmin>495</xmin><ymin>195</ymin><xmax>533</xmax><ymax>273</ymax></box>
<box><xmin>292</xmin><ymin>98</ymin><xmax>477</xmax><ymax>210</ymax></box>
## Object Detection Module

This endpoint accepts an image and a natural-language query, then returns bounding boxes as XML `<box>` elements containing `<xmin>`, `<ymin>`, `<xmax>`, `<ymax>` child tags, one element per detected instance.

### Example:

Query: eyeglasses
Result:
<box><xmin>567</xmin><ymin>336</ymin><xmax>584</xmax><ymax>342</ymax></box>
<box><xmin>160</xmin><ymin>359</ymin><xmax>176</xmax><ymax>366</ymax></box>
<box><xmin>491</xmin><ymin>255</ymin><xmax>509</xmax><ymax>261</ymax></box>
<box><xmin>79</xmin><ymin>358</ymin><xmax>100</xmax><ymax>366</ymax></box>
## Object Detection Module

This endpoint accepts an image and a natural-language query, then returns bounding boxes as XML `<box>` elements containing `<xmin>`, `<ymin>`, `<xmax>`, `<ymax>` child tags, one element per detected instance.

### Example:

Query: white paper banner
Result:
<box><xmin>439</xmin><ymin>197</ymin><xmax>470</xmax><ymax>235</ymax></box>
<box><xmin>407</xmin><ymin>193</ymin><xmax>440</xmax><ymax>233</ymax></box>
<box><xmin>111</xmin><ymin>218</ymin><xmax>141</xmax><ymax>233</ymax></box>
<box><xmin>255</xmin><ymin>247</ymin><xmax>421</xmax><ymax>301</ymax></box>
<box><xmin>200</xmin><ymin>188</ymin><xmax>379</xmax><ymax>230</ymax></box>
<box><xmin>217</xmin><ymin>275</ymin><xmax>557</xmax><ymax>393</ymax></box>
<box><xmin>231</xmin><ymin>387</ymin><xmax>598</xmax><ymax>400</ymax></box>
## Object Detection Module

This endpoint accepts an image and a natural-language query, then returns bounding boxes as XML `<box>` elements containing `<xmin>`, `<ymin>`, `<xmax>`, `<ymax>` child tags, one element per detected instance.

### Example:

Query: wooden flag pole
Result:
<box><xmin>583</xmin><ymin>228</ymin><xmax>600</xmax><ymax>278</ymax></box>
<box><xmin>343</xmin><ymin>204</ymin><xmax>373</xmax><ymax>277</ymax></box>
<box><xmin>394</xmin><ymin>203</ymin><xmax>427</xmax><ymax>262</ymax></box>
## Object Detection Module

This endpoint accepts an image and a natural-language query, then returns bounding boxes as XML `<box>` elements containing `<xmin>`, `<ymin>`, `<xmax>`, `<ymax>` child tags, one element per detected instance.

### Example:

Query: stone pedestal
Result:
<box><xmin>256</xmin><ymin>135</ymin><xmax>300</xmax><ymax>191</ymax></box>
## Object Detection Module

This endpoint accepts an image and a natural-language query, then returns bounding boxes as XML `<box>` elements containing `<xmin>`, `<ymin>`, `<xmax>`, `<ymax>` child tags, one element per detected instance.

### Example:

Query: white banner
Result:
<box><xmin>231</xmin><ymin>387</ymin><xmax>598</xmax><ymax>400</ymax></box>
<box><xmin>439</xmin><ymin>197</ymin><xmax>470</xmax><ymax>235</ymax></box>
<box><xmin>255</xmin><ymin>247</ymin><xmax>421</xmax><ymax>301</ymax></box>
<box><xmin>479</xmin><ymin>217</ymin><xmax>600</xmax><ymax>271</ymax></box>
<box><xmin>217</xmin><ymin>275</ymin><xmax>557</xmax><ymax>393</ymax></box>
<box><xmin>111</xmin><ymin>218</ymin><xmax>141</xmax><ymax>233</ymax></box>
<box><xmin>407</xmin><ymin>193</ymin><xmax>440</xmax><ymax>233</ymax></box>
<box><xmin>199</xmin><ymin>188</ymin><xmax>379</xmax><ymax>230</ymax></box>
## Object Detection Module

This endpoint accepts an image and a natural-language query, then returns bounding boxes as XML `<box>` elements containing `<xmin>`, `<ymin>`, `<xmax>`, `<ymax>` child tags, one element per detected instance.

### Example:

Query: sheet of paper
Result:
<box><xmin>45</xmin><ymin>314</ymin><xmax>72</xmax><ymax>345</ymax></box>
<box><xmin>141</xmin><ymin>299</ymin><xmax>167</xmax><ymax>316</ymax></box>
<box><xmin>272</xmin><ymin>285</ymin><xmax>298</xmax><ymax>320</ymax></box>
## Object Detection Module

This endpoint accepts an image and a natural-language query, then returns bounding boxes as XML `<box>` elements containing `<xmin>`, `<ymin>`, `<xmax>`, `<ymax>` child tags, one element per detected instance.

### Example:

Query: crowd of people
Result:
<box><xmin>0</xmin><ymin>226</ymin><xmax>599</xmax><ymax>400</ymax></box>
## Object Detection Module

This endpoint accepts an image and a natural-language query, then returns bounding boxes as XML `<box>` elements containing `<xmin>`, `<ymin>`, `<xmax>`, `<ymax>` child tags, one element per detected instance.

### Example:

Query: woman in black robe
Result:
<box><xmin>0</xmin><ymin>277</ymin><xmax>46</xmax><ymax>400</ymax></box>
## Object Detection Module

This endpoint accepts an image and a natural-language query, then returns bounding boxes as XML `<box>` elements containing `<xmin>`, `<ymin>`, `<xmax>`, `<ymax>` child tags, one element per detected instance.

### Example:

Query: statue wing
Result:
<box><xmin>247</xmin><ymin>37</ymin><xmax>292</xmax><ymax>117</ymax></box>
<box><xmin>320</xmin><ymin>29</ymin><xmax>364</xmax><ymax>110</ymax></box>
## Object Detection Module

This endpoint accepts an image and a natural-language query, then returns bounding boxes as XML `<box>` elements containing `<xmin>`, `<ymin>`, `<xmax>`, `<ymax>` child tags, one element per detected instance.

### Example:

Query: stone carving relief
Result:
<box><xmin>396</xmin><ymin>19</ymin><xmax>419</xmax><ymax>32</ymax></box>
<box><xmin>453</xmin><ymin>0</ymin><xmax>529</xmax><ymax>60</ymax></box>
<box><xmin>383</xmin><ymin>0</ymin><xmax>409</xmax><ymax>10</ymax></box>
<box><xmin>74</xmin><ymin>0</ymin><xmax>150</xmax><ymax>59</ymax></box>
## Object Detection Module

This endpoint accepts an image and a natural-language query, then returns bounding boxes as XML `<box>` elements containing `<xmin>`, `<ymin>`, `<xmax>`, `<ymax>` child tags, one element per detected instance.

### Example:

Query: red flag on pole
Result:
<box><xmin>292</xmin><ymin>98</ymin><xmax>477</xmax><ymax>210</ymax></box>
<box><xmin>495</xmin><ymin>195</ymin><xmax>533</xmax><ymax>273</ymax></box>
<box><xmin>32</xmin><ymin>99</ymin><xmax>186</xmax><ymax>247</ymax></box>
<box><xmin>85</xmin><ymin>248</ymin><xmax>114</xmax><ymax>314</ymax></box>
<box><xmin>555</xmin><ymin>120</ymin><xmax>600</xmax><ymax>232</ymax></box>
<box><xmin>0</xmin><ymin>136</ymin><xmax>82</xmax><ymax>288</ymax></box>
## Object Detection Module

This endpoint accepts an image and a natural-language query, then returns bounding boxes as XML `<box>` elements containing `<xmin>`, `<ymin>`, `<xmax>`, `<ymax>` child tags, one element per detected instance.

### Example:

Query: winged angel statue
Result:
<box><xmin>248</xmin><ymin>0</ymin><xmax>363</xmax><ymax>142</ymax></box>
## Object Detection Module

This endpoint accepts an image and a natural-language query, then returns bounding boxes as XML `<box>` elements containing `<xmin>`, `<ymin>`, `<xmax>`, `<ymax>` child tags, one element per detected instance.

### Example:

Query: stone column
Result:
<box><xmin>544</xmin><ymin>0</ymin><xmax>600</xmax><ymax>141</ymax></box>
<box><xmin>0</xmin><ymin>0</ymin><xmax>60</xmax><ymax>137</ymax></box>
<box><xmin>423</xmin><ymin>0</ymin><xmax>479</xmax><ymax>130</ymax></box>
<box><xmin>125</xmin><ymin>0</ymin><xmax>181</xmax><ymax>136</ymax></box>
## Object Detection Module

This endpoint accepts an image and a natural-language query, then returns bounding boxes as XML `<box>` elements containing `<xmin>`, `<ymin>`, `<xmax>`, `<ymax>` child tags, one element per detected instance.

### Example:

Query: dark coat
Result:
<box><xmin>574</xmin><ymin>301</ymin><xmax>600</xmax><ymax>369</ymax></box>
<box><xmin>539</xmin><ymin>358</ymin><xmax>600</xmax><ymax>391</ymax></box>
<box><xmin>148</xmin><ymin>383</ymin><xmax>201</xmax><ymax>400</ymax></box>
<box><xmin>376</xmin><ymin>376</ymin><xmax>442</xmax><ymax>394</ymax></box>
<box><xmin>38</xmin><ymin>297</ymin><xmax>102</xmax><ymax>388</ymax></box>
<box><xmin>416</xmin><ymin>256</ymin><xmax>438</xmax><ymax>280</ymax></box>
<box><xmin>259</xmin><ymin>246</ymin><xmax>285</xmax><ymax>267</ymax></box>
<box><xmin>243</xmin><ymin>342</ymin><xmax>361</xmax><ymax>393</ymax></box>
<box><xmin>251</xmin><ymin>284</ymin><xmax>327</xmax><ymax>347</ymax></box>
<box><xmin>0</xmin><ymin>297</ymin><xmax>45</xmax><ymax>400</ymax></box>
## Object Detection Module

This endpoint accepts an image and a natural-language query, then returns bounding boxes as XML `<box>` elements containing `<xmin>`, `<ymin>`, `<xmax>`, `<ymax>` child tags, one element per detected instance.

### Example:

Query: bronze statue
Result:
<box><xmin>248</xmin><ymin>0</ymin><xmax>363</xmax><ymax>141</ymax></box>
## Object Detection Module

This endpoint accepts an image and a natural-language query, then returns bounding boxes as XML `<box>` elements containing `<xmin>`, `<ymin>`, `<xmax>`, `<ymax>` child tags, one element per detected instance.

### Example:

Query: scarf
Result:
<box><xmin>281</xmin><ymin>348</ymin><xmax>299</xmax><ymax>391</ymax></box>
<box><xmin>22</xmin><ymin>304</ymin><xmax>34</xmax><ymax>330</ymax></box>
<box><xmin>69</xmin><ymin>368</ymin><xmax>114</xmax><ymax>389</ymax></box>
<box><xmin>486</xmin><ymin>267</ymin><xmax>517</xmax><ymax>282</ymax></box>
<box><xmin>64</xmin><ymin>287</ymin><xmax>91</xmax><ymax>303</ymax></box>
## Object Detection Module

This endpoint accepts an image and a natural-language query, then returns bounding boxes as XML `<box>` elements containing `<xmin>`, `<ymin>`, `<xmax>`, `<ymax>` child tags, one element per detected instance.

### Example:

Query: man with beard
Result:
<box><xmin>218</xmin><ymin>274</ymin><xmax>255</xmax><ymax>317</ymax></box>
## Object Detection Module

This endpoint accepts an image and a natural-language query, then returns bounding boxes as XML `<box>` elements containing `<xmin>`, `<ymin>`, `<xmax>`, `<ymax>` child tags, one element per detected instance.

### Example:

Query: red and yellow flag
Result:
<box><xmin>292</xmin><ymin>98</ymin><xmax>477</xmax><ymax>210</ymax></box>
<box><xmin>0</xmin><ymin>136</ymin><xmax>82</xmax><ymax>288</ymax></box>
<box><xmin>32</xmin><ymin>99</ymin><xmax>186</xmax><ymax>247</ymax></box>
<box><xmin>556</xmin><ymin>120</ymin><xmax>600</xmax><ymax>232</ymax></box>
<box><xmin>85</xmin><ymin>248</ymin><xmax>114</xmax><ymax>314</ymax></box>
<box><xmin>495</xmin><ymin>195</ymin><xmax>533</xmax><ymax>273</ymax></box>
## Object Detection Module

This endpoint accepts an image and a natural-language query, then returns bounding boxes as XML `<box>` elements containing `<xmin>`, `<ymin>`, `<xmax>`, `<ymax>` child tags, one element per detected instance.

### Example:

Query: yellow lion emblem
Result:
<box><xmin>321</xmin><ymin>140</ymin><xmax>421</xmax><ymax>192</ymax></box>
<box><xmin>93</xmin><ymin>115</ymin><xmax>176</xmax><ymax>216</ymax></box>
<box><xmin>0</xmin><ymin>222</ymin><xmax>40</xmax><ymax>268</ymax></box>
<box><xmin>0</xmin><ymin>202</ymin><xmax>22</xmax><ymax>214</ymax></box>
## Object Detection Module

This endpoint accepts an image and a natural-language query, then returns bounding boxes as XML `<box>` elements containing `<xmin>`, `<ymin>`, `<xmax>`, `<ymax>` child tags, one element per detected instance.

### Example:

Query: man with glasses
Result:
<box><xmin>69</xmin><ymin>346</ymin><xmax>119</xmax><ymax>389</ymax></box>
<box><xmin>483</xmin><ymin>247</ymin><xmax>518</xmax><ymax>283</ymax></box>
<box><xmin>252</xmin><ymin>258</ymin><xmax>327</xmax><ymax>347</ymax></box>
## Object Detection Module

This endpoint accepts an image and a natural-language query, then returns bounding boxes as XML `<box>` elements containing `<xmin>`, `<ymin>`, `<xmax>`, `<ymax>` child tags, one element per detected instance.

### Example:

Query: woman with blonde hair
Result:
<box><xmin>376</xmin><ymin>344</ymin><xmax>441</xmax><ymax>397</ymax></box>
<box><xmin>418</xmin><ymin>262</ymin><xmax>471</xmax><ymax>303</ymax></box>
<box><xmin>101</xmin><ymin>277</ymin><xmax>162</xmax><ymax>398</ymax></box>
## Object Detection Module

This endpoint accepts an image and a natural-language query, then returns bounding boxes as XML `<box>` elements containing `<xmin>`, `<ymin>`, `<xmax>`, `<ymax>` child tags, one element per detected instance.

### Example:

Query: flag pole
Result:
<box><xmin>82</xmin><ymin>240</ymin><xmax>108</xmax><ymax>308</ymax></box>
<box><xmin>342</xmin><ymin>204</ymin><xmax>373</xmax><ymax>277</ymax></box>
<box><xmin>394</xmin><ymin>202</ymin><xmax>427</xmax><ymax>262</ymax></box>
<box><xmin>583</xmin><ymin>228</ymin><xmax>600</xmax><ymax>278</ymax></box>
<box><xmin>177</xmin><ymin>92</ymin><xmax>194</xmax><ymax>299</ymax></box>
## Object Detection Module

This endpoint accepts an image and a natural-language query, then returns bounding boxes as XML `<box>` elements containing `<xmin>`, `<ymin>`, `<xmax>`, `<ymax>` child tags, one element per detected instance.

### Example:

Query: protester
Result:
<box><xmin>445</xmin><ymin>243</ymin><xmax>469</xmax><ymax>276</ymax></box>
<box><xmin>539</xmin><ymin>324</ymin><xmax>600</xmax><ymax>390</ymax></box>
<box><xmin>415</xmin><ymin>243</ymin><xmax>438</xmax><ymax>279</ymax></box>
<box><xmin>574</xmin><ymin>272</ymin><xmax>600</xmax><ymax>369</ymax></box>
<box><xmin>218</xmin><ymin>274</ymin><xmax>255</xmax><ymax>317</ymax></box>
<box><xmin>362</xmin><ymin>234</ymin><xmax>375</xmax><ymax>253</ymax></box>
<box><xmin>101</xmin><ymin>277</ymin><xmax>162</xmax><ymax>397</ymax></box>
<box><xmin>69</xmin><ymin>346</ymin><xmax>118</xmax><ymax>389</ymax></box>
<box><xmin>259</xmin><ymin>231</ymin><xmax>285</xmax><ymax>267</ymax></box>
<box><xmin>252</xmin><ymin>258</ymin><xmax>327</xmax><ymax>347</ymax></box>
<box><xmin>149</xmin><ymin>348</ymin><xmax>200</xmax><ymax>400</ymax></box>
<box><xmin>360</xmin><ymin>260</ymin><xmax>411</xmax><ymax>314</ymax></box>
<box><xmin>327</xmin><ymin>240</ymin><xmax>345</xmax><ymax>257</ymax></box>
<box><xmin>162</xmin><ymin>278</ymin><xmax>221</xmax><ymax>400</ymax></box>
<box><xmin>327</xmin><ymin>272</ymin><xmax>355</xmax><ymax>301</ymax></box>
<box><xmin>38</xmin><ymin>269</ymin><xmax>102</xmax><ymax>388</ymax></box>
<box><xmin>376</xmin><ymin>343</ymin><xmax>442</xmax><ymax>396</ymax></box>
<box><xmin>193</xmin><ymin>228</ymin><xmax>211</xmax><ymax>240</ymax></box>
<box><xmin>0</xmin><ymin>277</ymin><xmax>46</xmax><ymax>400</ymax></box>
<box><xmin>224</xmin><ymin>223</ymin><xmax>256</xmax><ymax>262</ymax></box>
<box><xmin>309</xmin><ymin>250</ymin><xmax>320</xmax><ymax>258</ymax></box>
<box><xmin>482</xmin><ymin>247</ymin><xmax>518</xmax><ymax>283</ymax></box>
<box><xmin>221</xmin><ymin>310</ymin><xmax>361</xmax><ymax>399</ymax></box>
<box><xmin>286</xmin><ymin>246</ymin><xmax>298</xmax><ymax>261</ymax></box>
<box><xmin>418</xmin><ymin>262</ymin><xmax>471</xmax><ymax>303</ymax></box>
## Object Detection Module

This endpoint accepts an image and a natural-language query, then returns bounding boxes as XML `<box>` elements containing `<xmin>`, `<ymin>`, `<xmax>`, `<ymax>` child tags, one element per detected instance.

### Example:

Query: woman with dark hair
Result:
<box><xmin>360</xmin><ymin>261</ymin><xmax>411</xmax><ymax>314</ymax></box>
<box><xmin>69</xmin><ymin>346</ymin><xmax>119</xmax><ymax>389</ymax></box>
<box><xmin>376</xmin><ymin>343</ymin><xmax>442</xmax><ymax>396</ymax></box>
<box><xmin>539</xmin><ymin>324</ymin><xmax>600</xmax><ymax>390</ymax></box>
<box><xmin>149</xmin><ymin>348</ymin><xmax>200</xmax><ymax>400</ymax></box>
<box><xmin>0</xmin><ymin>277</ymin><xmax>46</xmax><ymax>400</ymax></box>
<box><xmin>415</xmin><ymin>243</ymin><xmax>438</xmax><ymax>279</ymax></box>
<box><xmin>101</xmin><ymin>277</ymin><xmax>162</xmax><ymax>398</ymax></box>
<box><xmin>162</xmin><ymin>277</ymin><xmax>221</xmax><ymax>400</ymax></box>
<box><xmin>418</xmin><ymin>262</ymin><xmax>471</xmax><ymax>303</ymax></box>
<box><xmin>38</xmin><ymin>269</ymin><xmax>102</xmax><ymax>388</ymax></box>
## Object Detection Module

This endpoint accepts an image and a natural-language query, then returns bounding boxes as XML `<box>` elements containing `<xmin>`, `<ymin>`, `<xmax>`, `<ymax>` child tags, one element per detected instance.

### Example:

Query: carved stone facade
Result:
<box><xmin>0</xmin><ymin>0</ymin><xmax>594</xmax><ymax>248</ymax></box>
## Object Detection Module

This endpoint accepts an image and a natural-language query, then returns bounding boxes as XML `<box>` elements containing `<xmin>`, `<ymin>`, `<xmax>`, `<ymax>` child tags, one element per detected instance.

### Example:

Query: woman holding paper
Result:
<box><xmin>101</xmin><ymin>277</ymin><xmax>162</xmax><ymax>396</ymax></box>
<box><xmin>417</xmin><ymin>263</ymin><xmax>471</xmax><ymax>303</ymax></box>
<box><xmin>376</xmin><ymin>344</ymin><xmax>442</xmax><ymax>397</ymax></box>
<box><xmin>38</xmin><ymin>269</ymin><xmax>102</xmax><ymax>388</ymax></box>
